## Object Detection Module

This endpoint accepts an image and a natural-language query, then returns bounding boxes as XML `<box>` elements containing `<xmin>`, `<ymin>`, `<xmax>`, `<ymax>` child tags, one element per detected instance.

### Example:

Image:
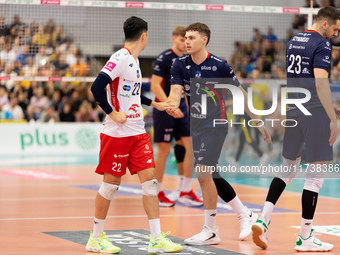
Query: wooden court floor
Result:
<box><xmin>1</xmin><ymin>164</ymin><xmax>339</xmax><ymax>255</ymax></box>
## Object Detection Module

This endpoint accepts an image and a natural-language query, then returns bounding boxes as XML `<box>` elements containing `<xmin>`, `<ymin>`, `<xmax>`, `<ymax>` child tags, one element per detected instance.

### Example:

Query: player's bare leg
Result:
<box><xmin>138</xmin><ymin>167</ymin><xmax>183</xmax><ymax>253</ymax></box>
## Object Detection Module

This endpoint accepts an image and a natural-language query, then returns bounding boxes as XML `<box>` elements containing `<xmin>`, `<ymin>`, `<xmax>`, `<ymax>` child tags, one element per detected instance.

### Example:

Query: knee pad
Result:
<box><xmin>141</xmin><ymin>179</ymin><xmax>158</xmax><ymax>196</ymax></box>
<box><xmin>304</xmin><ymin>178</ymin><xmax>323</xmax><ymax>193</ymax></box>
<box><xmin>98</xmin><ymin>182</ymin><xmax>119</xmax><ymax>200</ymax></box>
<box><xmin>279</xmin><ymin>157</ymin><xmax>300</xmax><ymax>184</ymax></box>
<box><xmin>174</xmin><ymin>144</ymin><xmax>185</xmax><ymax>163</ymax></box>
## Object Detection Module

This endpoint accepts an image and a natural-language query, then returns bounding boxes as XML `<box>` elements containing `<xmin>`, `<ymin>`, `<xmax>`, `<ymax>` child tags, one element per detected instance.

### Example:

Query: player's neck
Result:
<box><xmin>310</xmin><ymin>23</ymin><xmax>321</xmax><ymax>34</ymax></box>
<box><xmin>123</xmin><ymin>42</ymin><xmax>141</xmax><ymax>61</ymax></box>
<box><xmin>171</xmin><ymin>46</ymin><xmax>184</xmax><ymax>57</ymax></box>
<box><xmin>191</xmin><ymin>49</ymin><xmax>209</xmax><ymax>65</ymax></box>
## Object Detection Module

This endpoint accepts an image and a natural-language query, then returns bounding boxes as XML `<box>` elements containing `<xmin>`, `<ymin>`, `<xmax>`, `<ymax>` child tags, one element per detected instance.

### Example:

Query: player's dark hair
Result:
<box><xmin>172</xmin><ymin>26</ymin><xmax>186</xmax><ymax>37</ymax></box>
<box><xmin>316</xmin><ymin>6</ymin><xmax>340</xmax><ymax>25</ymax></box>
<box><xmin>123</xmin><ymin>16</ymin><xmax>148</xmax><ymax>42</ymax></box>
<box><xmin>186</xmin><ymin>22</ymin><xmax>211</xmax><ymax>46</ymax></box>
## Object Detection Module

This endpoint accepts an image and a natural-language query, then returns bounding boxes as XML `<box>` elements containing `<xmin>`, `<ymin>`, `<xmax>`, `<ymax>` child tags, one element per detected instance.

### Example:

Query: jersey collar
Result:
<box><xmin>122</xmin><ymin>47</ymin><xmax>132</xmax><ymax>55</ymax></box>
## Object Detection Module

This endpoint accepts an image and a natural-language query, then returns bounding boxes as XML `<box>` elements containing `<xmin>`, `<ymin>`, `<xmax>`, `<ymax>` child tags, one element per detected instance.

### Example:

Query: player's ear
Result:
<box><xmin>321</xmin><ymin>20</ymin><xmax>328</xmax><ymax>30</ymax></box>
<box><xmin>203</xmin><ymin>35</ymin><xmax>208</xmax><ymax>46</ymax></box>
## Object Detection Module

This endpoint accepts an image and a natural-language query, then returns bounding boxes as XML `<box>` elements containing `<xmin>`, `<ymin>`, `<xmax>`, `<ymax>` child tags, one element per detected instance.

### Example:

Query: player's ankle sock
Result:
<box><xmin>93</xmin><ymin>217</ymin><xmax>105</xmax><ymax>238</ymax></box>
<box><xmin>177</xmin><ymin>175</ymin><xmax>184</xmax><ymax>191</ymax></box>
<box><xmin>181</xmin><ymin>177</ymin><xmax>192</xmax><ymax>192</ymax></box>
<box><xmin>204</xmin><ymin>209</ymin><xmax>217</xmax><ymax>230</ymax></box>
<box><xmin>228</xmin><ymin>196</ymin><xmax>246</xmax><ymax>215</ymax></box>
<box><xmin>261</xmin><ymin>201</ymin><xmax>275</xmax><ymax>223</ymax></box>
<box><xmin>149</xmin><ymin>218</ymin><xmax>161</xmax><ymax>239</ymax></box>
<box><xmin>158</xmin><ymin>182</ymin><xmax>162</xmax><ymax>193</ymax></box>
<box><xmin>300</xmin><ymin>218</ymin><xmax>313</xmax><ymax>239</ymax></box>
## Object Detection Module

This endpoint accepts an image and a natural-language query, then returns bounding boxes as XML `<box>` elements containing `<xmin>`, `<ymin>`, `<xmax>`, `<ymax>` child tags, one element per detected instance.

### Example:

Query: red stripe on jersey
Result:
<box><xmin>156</xmin><ymin>77</ymin><xmax>165</xmax><ymax>102</ymax></box>
<box><xmin>122</xmin><ymin>47</ymin><xmax>132</xmax><ymax>55</ymax></box>
<box><xmin>110</xmin><ymin>77</ymin><xmax>120</xmax><ymax>111</ymax></box>
<box><xmin>305</xmin><ymin>30</ymin><xmax>320</xmax><ymax>34</ymax></box>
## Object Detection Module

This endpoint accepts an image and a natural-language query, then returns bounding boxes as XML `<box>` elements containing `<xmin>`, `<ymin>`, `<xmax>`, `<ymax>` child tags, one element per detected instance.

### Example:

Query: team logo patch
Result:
<box><xmin>137</xmin><ymin>70</ymin><xmax>140</xmax><ymax>78</ymax></box>
<box><xmin>128</xmin><ymin>104</ymin><xmax>139</xmax><ymax>113</ymax></box>
<box><xmin>104</xmin><ymin>62</ymin><xmax>116</xmax><ymax>72</ymax></box>
<box><xmin>129</xmin><ymin>63</ymin><xmax>133</xmax><ymax>67</ymax></box>
<box><xmin>195</xmin><ymin>71</ymin><xmax>201</xmax><ymax>79</ymax></box>
<box><xmin>123</xmin><ymin>85</ymin><xmax>131</xmax><ymax>91</ymax></box>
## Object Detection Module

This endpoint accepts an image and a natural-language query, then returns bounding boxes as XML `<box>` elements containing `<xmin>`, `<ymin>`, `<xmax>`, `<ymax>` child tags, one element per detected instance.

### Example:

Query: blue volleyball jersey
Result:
<box><xmin>152</xmin><ymin>48</ymin><xmax>186</xmax><ymax>113</ymax></box>
<box><xmin>286</xmin><ymin>30</ymin><xmax>332</xmax><ymax>112</ymax></box>
<box><xmin>171</xmin><ymin>53</ymin><xmax>239</xmax><ymax>129</ymax></box>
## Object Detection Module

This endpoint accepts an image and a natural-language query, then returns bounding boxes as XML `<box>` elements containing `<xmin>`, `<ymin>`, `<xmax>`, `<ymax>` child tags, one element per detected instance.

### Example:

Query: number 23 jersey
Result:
<box><xmin>99</xmin><ymin>47</ymin><xmax>145</xmax><ymax>137</ymax></box>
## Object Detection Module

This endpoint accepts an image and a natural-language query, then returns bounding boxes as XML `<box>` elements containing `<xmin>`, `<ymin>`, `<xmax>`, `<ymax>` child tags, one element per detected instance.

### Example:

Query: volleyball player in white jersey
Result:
<box><xmin>86</xmin><ymin>16</ymin><xmax>182</xmax><ymax>254</ymax></box>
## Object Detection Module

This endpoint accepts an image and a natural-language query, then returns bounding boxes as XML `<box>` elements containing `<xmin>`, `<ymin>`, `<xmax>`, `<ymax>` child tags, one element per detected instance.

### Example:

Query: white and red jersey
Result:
<box><xmin>100</xmin><ymin>47</ymin><xmax>145</xmax><ymax>137</ymax></box>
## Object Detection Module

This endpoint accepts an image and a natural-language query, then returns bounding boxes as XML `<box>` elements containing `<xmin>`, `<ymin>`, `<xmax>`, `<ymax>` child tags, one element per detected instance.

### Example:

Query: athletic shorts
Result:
<box><xmin>282</xmin><ymin>107</ymin><xmax>333</xmax><ymax>162</ymax></box>
<box><xmin>95</xmin><ymin>133</ymin><xmax>155</xmax><ymax>176</ymax></box>
<box><xmin>153</xmin><ymin>108</ymin><xmax>190</xmax><ymax>143</ymax></box>
<box><xmin>192</xmin><ymin>127</ymin><xmax>228</xmax><ymax>166</ymax></box>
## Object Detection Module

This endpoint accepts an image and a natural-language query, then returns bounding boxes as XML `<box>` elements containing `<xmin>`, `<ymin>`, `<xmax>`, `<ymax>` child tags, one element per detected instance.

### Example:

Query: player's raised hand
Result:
<box><xmin>109</xmin><ymin>111</ymin><xmax>128</xmax><ymax>124</ymax></box>
<box><xmin>257</xmin><ymin>125</ymin><xmax>272</xmax><ymax>144</ymax></box>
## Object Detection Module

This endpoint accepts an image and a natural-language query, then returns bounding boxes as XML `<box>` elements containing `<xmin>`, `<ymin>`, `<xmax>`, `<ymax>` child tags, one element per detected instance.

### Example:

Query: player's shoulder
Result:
<box><xmin>156</xmin><ymin>49</ymin><xmax>174</xmax><ymax>62</ymax></box>
<box><xmin>208</xmin><ymin>53</ymin><xmax>228</xmax><ymax>68</ymax></box>
<box><xmin>109</xmin><ymin>48</ymin><xmax>130</xmax><ymax>63</ymax></box>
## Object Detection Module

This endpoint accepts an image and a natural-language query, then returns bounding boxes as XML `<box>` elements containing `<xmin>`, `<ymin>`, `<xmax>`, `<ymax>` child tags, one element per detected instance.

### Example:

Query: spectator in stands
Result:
<box><xmin>35</xmin><ymin>24</ymin><xmax>47</xmax><ymax>46</ymax></box>
<box><xmin>0</xmin><ymin>17</ymin><xmax>10</xmax><ymax>38</ymax></box>
<box><xmin>54</xmin><ymin>53</ymin><xmax>69</xmax><ymax>76</ymax></box>
<box><xmin>23</xmin><ymin>26</ymin><xmax>32</xmax><ymax>45</ymax></box>
<box><xmin>0</xmin><ymin>41</ymin><xmax>16</xmax><ymax>66</ymax></box>
<box><xmin>320</xmin><ymin>0</ymin><xmax>336</xmax><ymax>7</ymax></box>
<box><xmin>17</xmin><ymin>90</ymin><xmax>28</xmax><ymax>113</ymax></box>
<box><xmin>75</xmin><ymin>100</ymin><xmax>95</xmax><ymax>122</ymax></box>
<box><xmin>253</xmin><ymin>28</ymin><xmax>263</xmax><ymax>43</ymax></box>
<box><xmin>292</xmin><ymin>14</ymin><xmax>306</xmax><ymax>33</ymax></box>
<box><xmin>2</xmin><ymin>94</ymin><xmax>24</xmax><ymax>120</ymax></box>
<box><xmin>50</xmin><ymin>89</ymin><xmax>62</xmax><ymax>112</ymax></box>
<box><xmin>50</xmin><ymin>46</ymin><xmax>61</xmax><ymax>66</ymax></box>
<box><xmin>38</xmin><ymin>61</ymin><xmax>54</xmax><ymax>77</ymax></box>
<box><xmin>35</xmin><ymin>45</ymin><xmax>50</xmax><ymax>68</ymax></box>
<box><xmin>52</xmin><ymin>25</ymin><xmax>66</xmax><ymax>46</ymax></box>
<box><xmin>70</xmin><ymin>52</ymin><xmax>87</xmax><ymax>77</ymax></box>
<box><xmin>40</xmin><ymin>105</ymin><xmax>60</xmax><ymax>123</ymax></box>
<box><xmin>0</xmin><ymin>65</ymin><xmax>17</xmax><ymax>91</ymax></box>
<box><xmin>59</xmin><ymin>100</ymin><xmax>75</xmax><ymax>122</ymax></box>
<box><xmin>10</xmin><ymin>15</ymin><xmax>24</xmax><ymax>38</ymax></box>
<box><xmin>16</xmin><ymin>44</ymin><xmax>33</xmax><ymax>66</ymax></box>
<box><xmin>45</xmin><ymin>33</ymin><xmax>54</xmax><ymax>55</ymax></box>
<box><xmin>11</xmin><ymin>36</ymin><xmax>22</xmax><ymax>57</ymax></box>
<box><xmin>45</xmin><ymin>19</ymin><xmax>55</xmax><ymax>35</ymax></box>
<box><xmin>66</xmin><ymin>45</ymin><xmax>78</xmax><ymax>66</ymax></box>
<box><xmin>30</xmin><ymin>84</ymin><xmax>49</xmax><ymax>115</ymax></box>
<box><xmin>23</xmin><ymin>57</ymin><xmax>38</xmax><ymax>77</ymax></box>
<box><xmin>265</xmin><ymin>27</ymin><xmax>278</xmax><ymax>43</ymax></box>
<box><xmin>25</xmin><ymin>104</ymin><xmax>39</xmax><ymax>122</ymax></box>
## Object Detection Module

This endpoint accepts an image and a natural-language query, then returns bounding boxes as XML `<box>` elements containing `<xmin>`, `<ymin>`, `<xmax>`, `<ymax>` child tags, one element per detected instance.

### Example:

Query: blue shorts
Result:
<box><xmin>282</xmin><ymin>107</ymin><xmax>333</xmax><ymax>162</ymax></box>
<box><xmin>192</xmin><ymin>127</ymin><xmax>228</xmax><ymax>166</ymax></box>
<box><xmin>153</xmin><ymin>107</ymin><xmax>190</xmax><ymax>143</ymax></box>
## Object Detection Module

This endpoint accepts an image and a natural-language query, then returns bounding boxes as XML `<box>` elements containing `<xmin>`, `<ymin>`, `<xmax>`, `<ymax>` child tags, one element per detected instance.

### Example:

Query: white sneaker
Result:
<box><xmin>167</xmin><ymin>190</ymin><xmax>180</xmax><ymax>201</ymax></box>
<box><xmin>252</xmin><ymin>215</ymin><xmax>269</xmax><ymax>249</ymax></box>
<box><xmin>295</xmin><ymin>229</ymin><xmax>333</xmax><ymax>252</ymax></box>
<box><xmin>238</xmin><ymin>207</ymin><xmax>258</xmax><ymax>240</ymax></box>
<box><xmin>184</xmin><ymin>225</ymin><xmax>221</xmax><ymax>245</ymax></box>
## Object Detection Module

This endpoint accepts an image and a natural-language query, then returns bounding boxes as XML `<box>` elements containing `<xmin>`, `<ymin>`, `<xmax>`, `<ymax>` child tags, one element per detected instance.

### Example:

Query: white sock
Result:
<box><xmin>228</xmin><ymin>196</ymin><xmax>246</xmax><ymax>215</ymax></box>
<box><xmin>300</xmin><ymin>218</ymin><xmax>313</xmax><ymax>239</ymax></box>
<box><xmin>158</xmin><ymin>182</ymin><xmax>162</xmax><ymax>192</ymax></box>
<box><xmin>262</xmin><ymin>201</ymin><xmax>275</xmax><ymax>224</ymax></box>
<box><xmin>177</xmin><ymin>175</ymin><xmax>184</xmax><ymax>191</ymax></box>
<box><xmin>149</xmin><ymin>218</ymin><xmax>161</xmax><ymax>239</ymax></box>
<box><xmin>181</xmin><ymin>177</ymin><xmax>192</xmax><ymax>192</ymax></box>
<box><xmin>204</xmin><ymin>209</ymin><xmax>217</xmax><ymax>230</ymax></box>
<box><xmin>93</xmin><ymin>217</ymin><xmax>105</xmax><ymax>238</ymax></box>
